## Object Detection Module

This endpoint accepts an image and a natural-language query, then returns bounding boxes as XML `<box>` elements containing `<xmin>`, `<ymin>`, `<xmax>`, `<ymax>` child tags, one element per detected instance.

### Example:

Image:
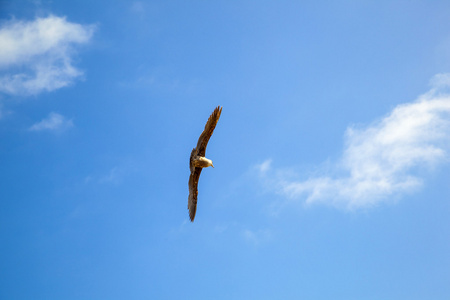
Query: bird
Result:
<box><xmin>188</xmin><ymin>105</ymin><xmax>222</xmax><ymax>222</ymax></box>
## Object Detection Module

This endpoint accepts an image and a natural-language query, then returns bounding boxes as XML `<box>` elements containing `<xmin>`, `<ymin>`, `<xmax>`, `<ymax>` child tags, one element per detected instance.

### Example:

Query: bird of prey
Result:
<box><xmin>188</xmin><ymin>106</ymin><xmax>222</xmax><ymax>222</ymax></box>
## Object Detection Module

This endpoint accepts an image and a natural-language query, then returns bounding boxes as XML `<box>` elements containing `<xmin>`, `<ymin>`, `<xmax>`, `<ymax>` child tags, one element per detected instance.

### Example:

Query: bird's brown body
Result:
<box><xmin>188</xmin><ymin>106</ymin><xmax>222</xmax><ymax>222</ymax></box>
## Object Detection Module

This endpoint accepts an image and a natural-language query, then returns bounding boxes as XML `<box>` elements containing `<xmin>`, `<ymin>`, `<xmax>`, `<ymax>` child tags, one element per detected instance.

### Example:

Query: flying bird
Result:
<box><xmin>188</xmin><ymin>106</ymin><xmax>222</xmax><ymax>222</ymax></box>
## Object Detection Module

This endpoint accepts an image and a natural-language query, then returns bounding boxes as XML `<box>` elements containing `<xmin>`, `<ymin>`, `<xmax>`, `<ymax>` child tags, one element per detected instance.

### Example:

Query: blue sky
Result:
<box><xmin>1</xmin><ymin>0</ymin><xmax>450</xmax><ymax>299</ymax></box>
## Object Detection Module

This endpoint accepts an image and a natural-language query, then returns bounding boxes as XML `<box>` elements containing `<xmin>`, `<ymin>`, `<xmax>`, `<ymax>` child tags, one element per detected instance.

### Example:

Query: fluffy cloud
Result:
<box><xmin>0</xmin><ymin>15</ymin><xmax>94</xmax><ymax>95</ymax></box>
<box><xmin>258</xmin><ymin>74</ymin><xmax>450</xmax><ymax>209</ymax></box>
<box><xmin>29</xmin><ymin>112</ymin><xmax>73</xmax><ymax>132</ymax></box>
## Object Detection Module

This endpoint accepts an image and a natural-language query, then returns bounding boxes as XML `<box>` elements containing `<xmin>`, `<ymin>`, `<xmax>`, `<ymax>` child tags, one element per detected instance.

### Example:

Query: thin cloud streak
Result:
<box><xmin>258</xmin><ymin>74</ymin><xmax>450</xmax><ymax>209</ymax></box>
<box><xmin>242</xmin><ymin>228</ymin><xmax>273</xmax><ymax>245</ymax></box>
<box><xmin>29</xmin><ymin>112</ymin><xmax>73</xmax><ymax>132</ymax></box>
<box><xmin>0</xmin><ymin>15</ymin><xmax>95</xmax><ymax>95</ymax></box>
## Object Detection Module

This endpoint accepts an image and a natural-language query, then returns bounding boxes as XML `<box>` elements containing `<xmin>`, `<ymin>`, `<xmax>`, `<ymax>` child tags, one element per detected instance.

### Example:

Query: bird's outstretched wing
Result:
<box><xmin>195</xmin><ymin>106</ymin><xmax>222</xmax><ymax>157</ymax></box>
<box><xmin>188</xmin><ymin>167</ymin><xmax>202</xmax><ymax>221</ymax></box>
<box><xmin>188</xmin><ymin>106</ymin><xmax>222</xmax><ymax>222</ymax></box>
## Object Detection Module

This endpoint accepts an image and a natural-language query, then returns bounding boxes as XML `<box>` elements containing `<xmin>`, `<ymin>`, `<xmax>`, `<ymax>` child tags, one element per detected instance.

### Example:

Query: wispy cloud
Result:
<box><xmin>257</xmin><ymin>74</ymin><xmax>450</xmax><ymax>210</ymax></box>
<box><xmin>130</xmin><ymin>1</ymin><xmax>146</xmax><ymax>18</ymax></box>
<box><xmin>0</xmin><ymin>15</ymin><xmax>95</xmax><ymax>96</ymax></box>
<box><xmin>84</xmin><ymin>163</ymin><xmax>136</xmax><ymax>186</ymax></box>
<box><xmin>242</xmin><ymin>228</ymin><xmax>273</xmax><ymax>245</ymax></box>
<box><xmin>29</xmin><ymin>112</ymin><xmax>73</xmax><ymax>132</ymax></box>
<box><xmin>98</xmin><ymin>167</ymin><xmax>122</xmax><ymax>184</ymax></box>
<box><xmin>0</xmin><ymin>103</ymin><xmax>7</xmax><ymax>119</ymax></box>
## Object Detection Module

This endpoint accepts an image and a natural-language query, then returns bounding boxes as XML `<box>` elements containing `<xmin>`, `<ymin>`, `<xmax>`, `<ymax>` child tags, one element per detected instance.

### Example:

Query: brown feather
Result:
<box><xmin>188</xmin><ymin>106</ymin><xmax>222</xmax><ymax>222</ymax></box>
<box><xmin>188</xmin><ymin>167</ymin><xmax>202</xmax><ymax>221</ymax></box>
<box><xmin>196</xmin><ymin>106</ymin><xmax>222</xmax><ymax>157</ymax></box>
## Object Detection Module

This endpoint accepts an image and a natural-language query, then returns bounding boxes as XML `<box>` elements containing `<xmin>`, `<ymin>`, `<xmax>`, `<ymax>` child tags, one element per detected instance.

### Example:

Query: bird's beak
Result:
<box><xmin>212</xmin><ymin>164</ymin><xmax>214</xmax><ymax>168</ymax></box>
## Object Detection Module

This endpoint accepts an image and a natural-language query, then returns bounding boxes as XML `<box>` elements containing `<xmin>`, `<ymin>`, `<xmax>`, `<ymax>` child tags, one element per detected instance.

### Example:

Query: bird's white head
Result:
<box><xmin>198</xmin><ymin>157</ymin><xmax>214</xmax><ymax>168</ymax></box>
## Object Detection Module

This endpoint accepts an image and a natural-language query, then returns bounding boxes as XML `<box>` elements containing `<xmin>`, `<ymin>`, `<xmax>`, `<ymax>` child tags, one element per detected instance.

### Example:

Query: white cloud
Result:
<box><xmin>85</xmin><ymin>164</ymin><xmax>135</xmax><ymax>185</ymax></box>
<box><xmin>29</xmin><ymin>112</ymin><xmax>73</xmax><ymax>132</ymax></box>
<box><xmin>0</xmin><ymin>103</ymin><xmax>5</xmax><ymax>119</ymax></box>
<box><xmin>257</xmin><ymin>159</ymin><xmax>272</xmax><ymax>174</ymax></box>
<box><xmin>130</xmin><ymin>1</ymin><xmax>146</xmax><ymax>17</ymax></box>
<box><xmin>99</xmin><ymin>167</ymin><xmax>122</xmax><ymax>184</ymax></box>
<box><xmin>242</xmin><ymin>228</ymin><xmax>272</xmax><ymax>245</ymax></box>
<box><xmin>0</xmin><ymin>15</ymin><xmax>95</xmax><ymax>95</ymax></box>
<box><xmin>258</xmin><ymin>74</ymin><xmax>450</xmax><ymax>209</ymax></box>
